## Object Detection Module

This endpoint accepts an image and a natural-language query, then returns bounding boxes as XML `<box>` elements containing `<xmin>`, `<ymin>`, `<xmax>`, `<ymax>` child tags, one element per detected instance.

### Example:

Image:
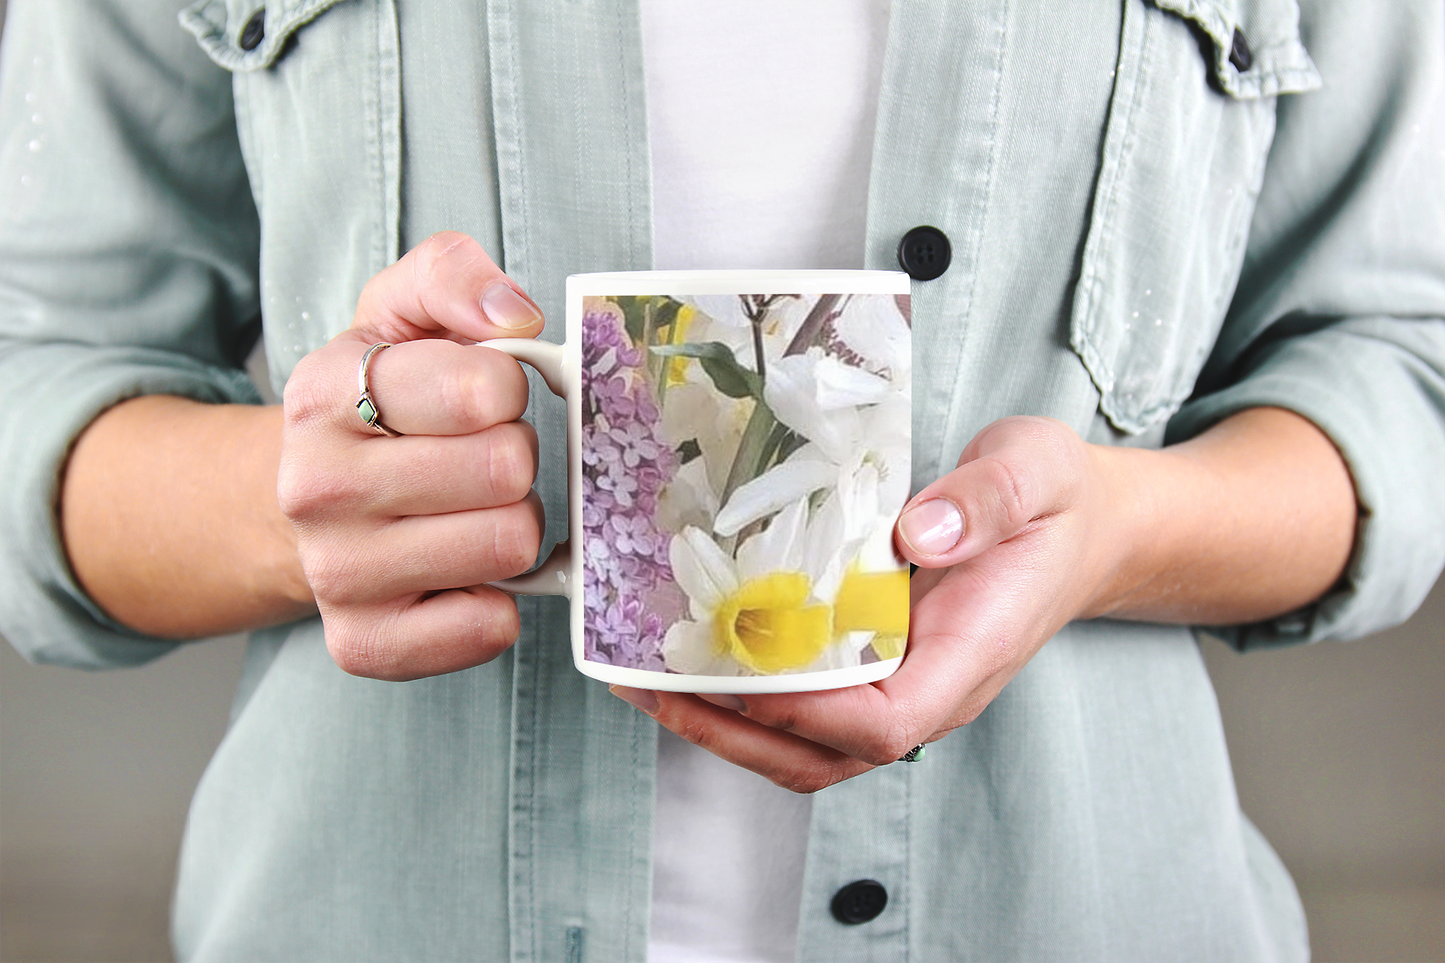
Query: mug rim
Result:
<box><xmin>577</xmin><ymin>656</ymin><xmax>905</xmax><ymax>694</ymax></box>
<box><xmin>568</xmin><ymin>269</ymin><xmax>910</xmax><ymax>296</ymax></box>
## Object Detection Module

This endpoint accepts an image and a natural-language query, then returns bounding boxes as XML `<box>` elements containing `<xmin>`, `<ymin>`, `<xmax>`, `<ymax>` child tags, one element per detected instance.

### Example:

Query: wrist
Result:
<box><xmin>62</xmin><ymin>397</ymin><xmax>316</xmax><ymax>637</ymax></box>
<box><xmin>1071</xmin><ymin>407</ymin><xmax>1356</xmax><ymax>626</ymax></box>
<box><xmin>1073</xmin><ymin>440</ymin><xmax>1180</xmax><ymax>622</ymax></box>
<box><xmin>246</xmin><ymin>404</ymin><xmax>318</xmax><ymax>615</ymax></box>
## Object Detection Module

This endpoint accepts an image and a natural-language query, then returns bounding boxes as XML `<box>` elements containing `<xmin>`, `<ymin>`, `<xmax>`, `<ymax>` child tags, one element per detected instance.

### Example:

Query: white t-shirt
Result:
<box><xmin>640</xmin><ymin>3</ymin><xmax>890</xmax><ymax>961</ymax></box>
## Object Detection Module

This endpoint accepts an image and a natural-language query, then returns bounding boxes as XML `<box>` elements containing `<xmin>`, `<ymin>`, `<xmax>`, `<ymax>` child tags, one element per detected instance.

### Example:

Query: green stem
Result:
<box><xmin>720</xmin><ymin>401</ymin><xmax>778</xmax><ymax>513</ymax></box>
<box><xmin>750</xmin><ymin>316</ymin><xmax>767</xmax><ymax>381</ymax></box>
<box><xmin>640</xmin><ymin>300</ymin><xmax>658</xmax><ymax>380</ymax></box>
<box><xmin>756</xmin><ymin>418</ymin><xmax>794</xmax><ymax>474</ymax></box>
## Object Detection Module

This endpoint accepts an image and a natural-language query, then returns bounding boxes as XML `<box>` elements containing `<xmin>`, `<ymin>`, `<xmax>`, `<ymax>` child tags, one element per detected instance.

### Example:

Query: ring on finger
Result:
<box><xmin>356</xmin><ymin>342</ymin><xmax>403</xmax><ymax>437</ymax></box>
<box><xmin>898</xmin><ymin>743</ymin><xmax>927</xmax><ymax>763</ymax></box>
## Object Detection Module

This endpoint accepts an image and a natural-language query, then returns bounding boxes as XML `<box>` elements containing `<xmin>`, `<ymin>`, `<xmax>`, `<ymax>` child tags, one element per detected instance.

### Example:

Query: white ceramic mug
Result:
<box><xmin>489</xmin><ymin>270</ymin><xmax>912</xmax><ymax>693</ymax></box>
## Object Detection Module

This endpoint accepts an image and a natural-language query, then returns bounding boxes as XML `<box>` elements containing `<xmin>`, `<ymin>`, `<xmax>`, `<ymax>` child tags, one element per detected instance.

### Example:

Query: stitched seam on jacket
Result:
<box><xmin>377</xmin><ymin>0</ymin><xmax>401</xmax><ymax>268</ymax></box>
<box><xmin>937</xmin><ymin>1</ymin><xmax>1009</xmax><ymax>462</ymax></box>
<box><xmin>1071</xmin><ymin>0</ymin><xmax>1153</xmax><ymax>407</ymax></box>
<box><xmin>618</xmin><ymin>4</ymin><xmax>638</xmax><ymax>270</ymax></box>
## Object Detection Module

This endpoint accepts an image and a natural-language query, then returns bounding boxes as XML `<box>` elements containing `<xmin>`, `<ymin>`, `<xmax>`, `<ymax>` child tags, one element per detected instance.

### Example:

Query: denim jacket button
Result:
<box><xmin>1228</xmin><ymin>27</ymin><xmax>1253</xmax><ymax>73</ymax></box>
<box><xmin>831</xmin><ymin>879</ymin><xmax>889</xmax><ymax>924</ymax></box>
<box><xmin>897</xmin><ymin>225</ymin><xmax>951</xmax><ymax>281</ymax></box>
<box><xmin>239</xmin><ymin>10</ymin><xmax>266</xmax><ymax>51</ymax></box>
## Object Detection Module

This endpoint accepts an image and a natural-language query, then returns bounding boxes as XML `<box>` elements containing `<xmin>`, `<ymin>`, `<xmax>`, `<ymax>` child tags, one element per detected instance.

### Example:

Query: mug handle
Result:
<box><xmin>481</xmin><ymin>338</ymin><xmax>573</xmax><ymax>598</ymax></box>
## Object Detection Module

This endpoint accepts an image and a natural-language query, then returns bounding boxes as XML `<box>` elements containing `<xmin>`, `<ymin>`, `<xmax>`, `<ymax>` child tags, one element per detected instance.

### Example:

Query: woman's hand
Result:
<box><xmin>61</xmin><ymin>232</ymin><xmax>551</xmax><ymax>662</ymax></box>
<box><xmin>278</xmin><ymin>232</ymin><xmax>548</xmax><ymax>680</ymax></box>
<box><xmin>613</xmin><ymin>409</ymin><xmax>1356</xmax><ymax>792</ymax></box>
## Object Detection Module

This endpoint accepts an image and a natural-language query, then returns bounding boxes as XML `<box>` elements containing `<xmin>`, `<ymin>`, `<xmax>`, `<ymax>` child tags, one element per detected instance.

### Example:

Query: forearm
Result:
<box><xmin>1087</xmin><ymin>406</ymin><xmax>1357</xmax><ymax>625</ymax></box>
<box><xmin>60</xmin><ymin>396</ymin><xmax>315</xmax><ymax>638</ymax></box>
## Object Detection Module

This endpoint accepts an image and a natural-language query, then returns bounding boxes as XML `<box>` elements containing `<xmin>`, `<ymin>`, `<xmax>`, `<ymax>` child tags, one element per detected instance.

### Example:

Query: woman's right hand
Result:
<box><xmin>278</xmin><ymin>232</ymin><xmax>548</xmax><ymax>680</ymax></box>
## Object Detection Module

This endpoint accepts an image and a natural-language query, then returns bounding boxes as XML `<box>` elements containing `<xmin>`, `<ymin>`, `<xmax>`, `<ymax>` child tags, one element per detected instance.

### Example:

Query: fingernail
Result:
<box><xmin>610</xmin><ymin>685</ymin><xmax>659</xmax><ymax>715</ymax></box>
<box><xmin>481</xmin><ymin>281</ymin><xmax>542</xmax><ymax>330</ymax></box>
<box><xmin>898</xmin><ymin>498</ymin><xmax>964</xmax><ymax>556</ymax></box>
<box><xmin>699</xmin><ymin>693</ymin><xmax>746</xmax><ymax>712</ymax></box>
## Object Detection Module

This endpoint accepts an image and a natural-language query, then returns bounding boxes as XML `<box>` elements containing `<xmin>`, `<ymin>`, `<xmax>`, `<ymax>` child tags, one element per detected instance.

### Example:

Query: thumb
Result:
<box><xmin>895</xmin><ymin>417</ymin><xmax>1084</xmax><ymax>568</ymax></box>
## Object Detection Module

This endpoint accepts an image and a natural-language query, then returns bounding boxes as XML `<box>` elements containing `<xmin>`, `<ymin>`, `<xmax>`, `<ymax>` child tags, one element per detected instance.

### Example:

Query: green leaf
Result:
<box><xmin>757</xmin><ymin>419</ymin><xmax>805</xmax><ymax>474</ymax></box>
<box><xmin>615</xmin><ymin>295</ymin><xmax>686</xmax><ymax>344</ymax></box>
<box><xmin>653</xmin><ymin>298</ymin><xmax>683</xmax><ymax>331</ymax></box>
<box><xmin>719</xmin><ymin>401</ymin><xmax>779</xmax><ymax>524</ymax></box>
<box><xmin>650</xmin><ymin>342</ymin><xmax>762</xmax><ymax>400</ymax></box>
<box><xmin>616</xmin><ymin>295</ymin><xmax>649</xmax><ymax>343</ymax></box>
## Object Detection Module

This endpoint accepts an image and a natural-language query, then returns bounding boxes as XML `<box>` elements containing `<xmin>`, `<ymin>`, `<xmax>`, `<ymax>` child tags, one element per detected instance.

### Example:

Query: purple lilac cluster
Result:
<box><xmin>581</xmin><ymin>308</ymin><xmax>677</xmax><ymax>670</ymax></box>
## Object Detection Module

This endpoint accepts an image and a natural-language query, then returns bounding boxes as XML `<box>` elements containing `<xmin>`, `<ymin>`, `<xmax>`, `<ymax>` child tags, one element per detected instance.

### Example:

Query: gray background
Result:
<box><xmin>1</xmin><ymin>0</ymin><xmax>1442</xmax><ymax>959</ymax></box>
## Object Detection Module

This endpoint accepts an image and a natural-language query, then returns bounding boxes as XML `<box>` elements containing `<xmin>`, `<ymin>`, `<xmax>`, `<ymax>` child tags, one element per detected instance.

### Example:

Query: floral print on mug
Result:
<box><xmin>580</xmin><ymin>291</ymin><xmax>911</xmax><ymax>678</ymax></box>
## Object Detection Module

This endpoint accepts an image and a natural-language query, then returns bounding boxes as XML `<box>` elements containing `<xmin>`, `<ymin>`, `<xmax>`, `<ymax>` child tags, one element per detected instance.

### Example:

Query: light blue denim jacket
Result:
<box><xmin>3</xmin><ymin>1</ymin><xmax>1443</xmax><ymax>960</ymax></box>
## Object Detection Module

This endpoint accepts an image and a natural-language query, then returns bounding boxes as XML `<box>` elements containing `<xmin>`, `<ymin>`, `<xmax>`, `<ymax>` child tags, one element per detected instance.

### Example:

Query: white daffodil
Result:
<box><xmin>712</xmin><ymin>352</ymin><xmax>910</xmax><ymax>541</ymax></box>
<box><xmin>831</xmin><ymin>292</ymin><xmax>912</xmax><ymax>391</ymax></box>
<box><xmin>655</xmin><ymin>454</ymin><xmax>719</xmax><ymax>537</ymax></box>
<box><xmin>663</xmin><ymin>499</ymin><xmax>909</xmax><ymax>676</ymax></box>
<box><xmin>657</xmin><ymin>379</ymin><xmax>748</xmax><ymax>504</ymax></box>
<box><xmin>765</xmin><ymin>348</ymin><xmax>895</xmax><ymax>460</ymax></box>
<box><xmin>710</xmin><ymin>292</ymin><xmax>911</xmax><ymax>541</ymax></box>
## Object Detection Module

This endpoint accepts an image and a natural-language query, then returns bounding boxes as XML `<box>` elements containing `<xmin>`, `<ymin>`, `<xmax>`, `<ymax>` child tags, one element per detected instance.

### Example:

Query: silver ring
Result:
<box><xmin>356</xmin><ymin>342</ymin><xmax>402</xmax><ymax>436</ymax></box>
<box><xmin>898</xmin><ymin>744</ymin><xmax>926</xmax><ymax>764</ymax></box>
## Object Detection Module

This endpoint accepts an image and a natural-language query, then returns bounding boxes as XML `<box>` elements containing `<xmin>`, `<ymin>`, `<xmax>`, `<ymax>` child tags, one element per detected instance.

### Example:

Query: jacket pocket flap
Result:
<box><xmin>180</xmin><ymin>0</ymin><xmax>349</xmax><ymax>72</ymax></box>
<box><xmin>1151</xmin><ymin>0</ymin><xmax>1321</xmax><ymax>98</ymax></box>
<box><xmin>1070</xmin><ymin>0</ymin><xmax>1320</xmax><ymax>435</ymax></box>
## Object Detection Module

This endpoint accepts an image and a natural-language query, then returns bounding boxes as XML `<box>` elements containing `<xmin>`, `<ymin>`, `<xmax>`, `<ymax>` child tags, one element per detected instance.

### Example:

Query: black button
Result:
<box><xmin>1228</xmin><ymin>27</ymin><xmax>1252</xmax><ymax>73</ymax></box>
<box><xmin>897</xmin><ymin>225</ymin><xmax>951</xmax><ymax>281</ymax></box>
<box><xmin>239</xmin><ymin>9</ymin><xmax>266</xmax><ymax>51</ymax></box>
<box><xmin>830</xmin><ymin>879</ymin><xmax>888</xmax><ymax>924</ymax></box>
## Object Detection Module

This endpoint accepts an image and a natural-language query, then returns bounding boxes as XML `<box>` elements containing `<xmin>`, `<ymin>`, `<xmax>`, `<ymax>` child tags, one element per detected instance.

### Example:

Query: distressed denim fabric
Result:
<box><xmin>1</xmin><ymin>1</ymin><xmax>1443</xmax><ymax>960</ymax></box>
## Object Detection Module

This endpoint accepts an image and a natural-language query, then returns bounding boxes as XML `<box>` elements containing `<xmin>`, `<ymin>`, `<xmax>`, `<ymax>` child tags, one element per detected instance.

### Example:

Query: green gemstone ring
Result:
<box><xmin>899</xmin><ymin>744</ymin><xmax>927</xmax><ymax>764</ymax></box>
<box><xmin>356</xmin><ymin>342</ymin><xmax>402</xmax><ymax>436</ymax></box>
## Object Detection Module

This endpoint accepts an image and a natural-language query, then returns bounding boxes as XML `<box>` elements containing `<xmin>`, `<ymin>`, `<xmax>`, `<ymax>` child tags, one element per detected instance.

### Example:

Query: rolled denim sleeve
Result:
<box><xmin>0</xmin><ymin>0</ymin><xmax>262</xmax><ymax>667</ymax></box>
<box><xmin>1168</xmin><ymin>2</ymin><xmax>1445</xmax><ymax>649</ymax></box>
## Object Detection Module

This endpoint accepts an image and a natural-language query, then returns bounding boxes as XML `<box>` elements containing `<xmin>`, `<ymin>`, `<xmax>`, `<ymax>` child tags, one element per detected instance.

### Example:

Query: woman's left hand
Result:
<box><xmin>611</xmin><ymin>408</ymin><xmax>1356</xmax><ymax>792</ymax></box>
<box><xmin>612</xmin><ymin>416</ymin><xmax>1126</xmax><ymax>791</ymax></box>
